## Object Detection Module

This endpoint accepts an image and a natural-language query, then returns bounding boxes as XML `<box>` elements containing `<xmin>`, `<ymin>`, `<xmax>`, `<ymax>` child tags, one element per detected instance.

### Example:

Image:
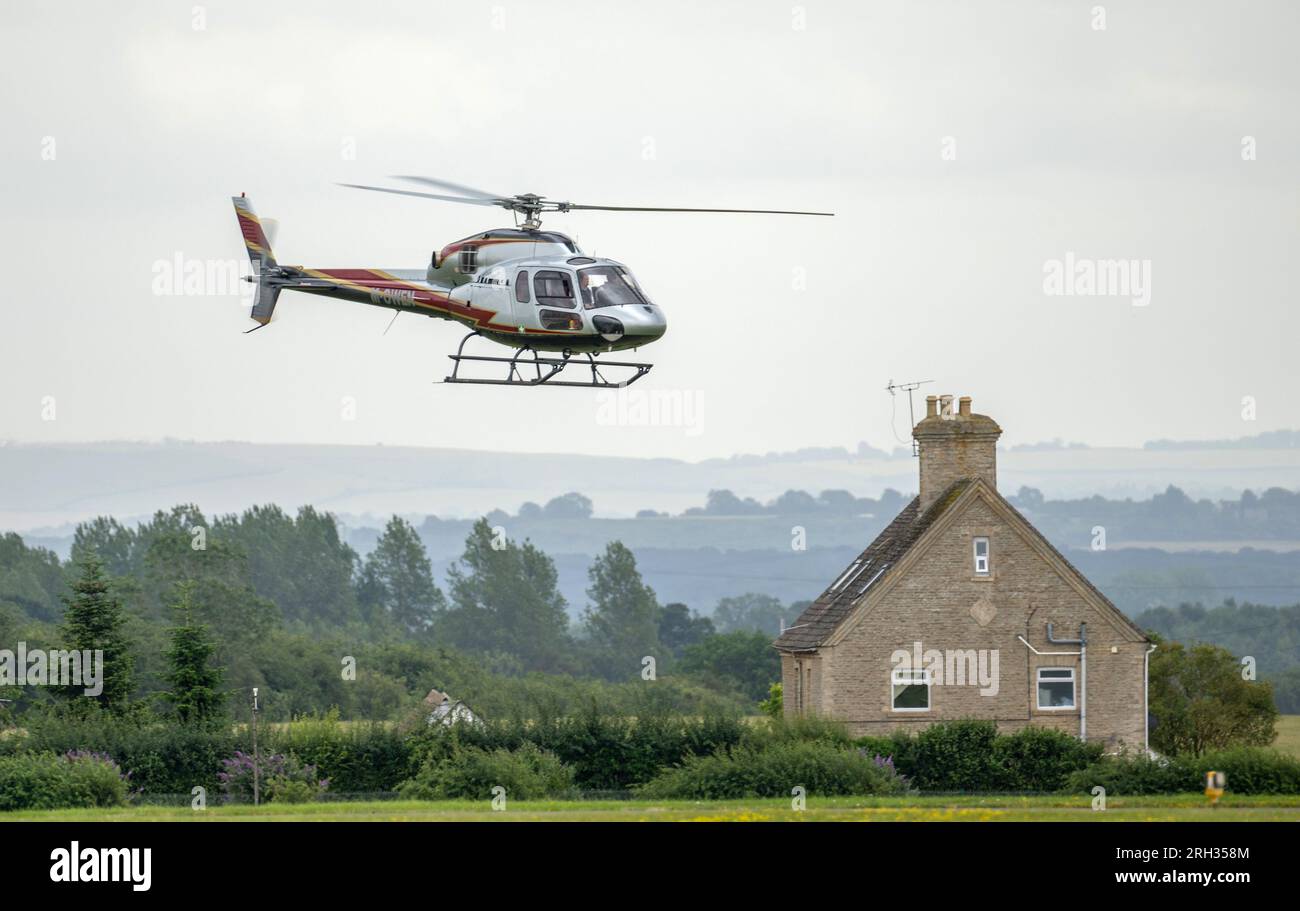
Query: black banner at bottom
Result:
<box><xmin>9</xmin><ymin>820</ymin><xmax>1287</xmax><ymax>897</ymax></box>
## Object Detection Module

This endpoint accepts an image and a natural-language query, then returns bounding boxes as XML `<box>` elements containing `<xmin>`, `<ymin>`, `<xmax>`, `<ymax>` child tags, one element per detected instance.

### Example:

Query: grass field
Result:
<box><xmin>6</xmin><ymin>793</ymin><xmax>1300</xmax><ymax>822</ymax></box>
<box><xmin>1274</xmin><ymin>714</ymin><xmax>1300</xmax><ymax>757</ymax></box>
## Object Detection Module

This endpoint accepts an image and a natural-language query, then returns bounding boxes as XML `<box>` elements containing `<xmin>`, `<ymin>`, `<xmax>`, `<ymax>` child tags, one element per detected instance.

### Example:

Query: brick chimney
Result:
<box><xmin>912</xmin><ymin>394</ymin><xmax>1002</xmax><ymax>513</ymax></box>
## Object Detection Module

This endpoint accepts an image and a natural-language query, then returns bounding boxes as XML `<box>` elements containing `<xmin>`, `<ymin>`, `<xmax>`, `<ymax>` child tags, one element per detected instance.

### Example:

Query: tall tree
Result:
<box><xmin>60</xmin><ymin>555</ymin><xmax>134</xmax><ymax>712</ymax></box>
<box><xmin>0</xmin><ymin>532</ymin><xmax>65</xmax><ymax>623</ymax></box>
<box><xmin>359</xmin><ymin>516</ymin><xmax>445</xmax><ymax>634</ymax></box>
<box><xmin>215</xmin><ymin>504</ymin><xmax>360</xmax><ymax>627</ymax></box>
<box><xmin>441</xmin><ymin>519</ymin><xmax>572</xmax><ymax>671</ymax></box>
<box><xmin>70</xmin><ymin>517</ymin><xmax>138</xmax><ymax>578</ymax></box>
<box><xmin>680</xmin><ymin>630</ymin><xmax>781</xmax><ymax>702</ymax></box>
<box><xmin>584</xmin><ymin>541</ymin><xmax>661</xmax><ymax>679</ymax></box>
<box><xmin>140</xmin><ymin>505</ymin><xmax>278</xmax><ymax>648</ymax></box>
<box><xmin>712</xmin><ymin>593</ymin><xmax>787</xmax><ymax>635</ymax></box>
<box><xmin>1148</xmin><ymin>637</ymin><xmax>1277</xmax><ymax>755</ymax></box>
<box><xmin>657</xmin><ymin>602</ymin><xmax>714</xmax><ymax>657</ymax></box>
<box><xmin>161</xmin><ymin>582</ymin><xmax>226</xmax><ymax>726</ymax></box>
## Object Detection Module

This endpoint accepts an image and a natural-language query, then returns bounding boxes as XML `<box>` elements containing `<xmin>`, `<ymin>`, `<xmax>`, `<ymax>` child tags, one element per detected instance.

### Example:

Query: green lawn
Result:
<box><xmin>7</xmin><ymin>793</ymin><xmax>1300</xmax><ymax>822</ymax></box>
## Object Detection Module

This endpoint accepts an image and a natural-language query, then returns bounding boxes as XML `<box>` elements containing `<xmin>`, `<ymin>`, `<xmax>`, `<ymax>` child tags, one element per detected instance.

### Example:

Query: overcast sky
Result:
<box><xmin>2</xmin><ymin>0</ymin><xmax>1296</xmax><ymax>460</ymax></box>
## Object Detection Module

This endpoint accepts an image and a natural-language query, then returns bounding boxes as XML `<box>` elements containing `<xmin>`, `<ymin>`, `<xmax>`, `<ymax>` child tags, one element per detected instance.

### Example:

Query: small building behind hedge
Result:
<box><xmin>773</xmin><ymin>395</ymin><xmax>1152</xmax><ymax>751</ymax></box>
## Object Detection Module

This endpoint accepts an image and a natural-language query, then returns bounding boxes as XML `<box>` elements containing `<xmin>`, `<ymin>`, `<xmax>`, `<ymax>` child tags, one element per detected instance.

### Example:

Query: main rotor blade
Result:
<box><xmin>337</xmin><ymin>183</ymin><xmax>501</xmax><ymax>207</ymax></box>
<box><xmin>560</xmin><ymin>203</ymin><xmax>835</xmax><ymax>216</ymax></box>
<box><xmin>391</xmin><ymin>175</ymin><xmax>508</xmax><ymax>201</ymax></box>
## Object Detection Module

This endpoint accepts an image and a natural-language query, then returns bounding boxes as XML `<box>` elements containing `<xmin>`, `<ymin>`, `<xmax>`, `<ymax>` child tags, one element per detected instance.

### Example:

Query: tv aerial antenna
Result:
<box><xmin>886</xmin><ymin>379</ymin><xmax>933</xmax><ymax>456</ymax></box>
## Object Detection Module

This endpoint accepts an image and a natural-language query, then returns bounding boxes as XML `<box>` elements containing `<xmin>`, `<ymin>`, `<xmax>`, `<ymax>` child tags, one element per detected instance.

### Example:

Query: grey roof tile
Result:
<box><xmin>773</xmin><ymin>480</ymin><xmax>970</xmax><ymax>651</ymax></box>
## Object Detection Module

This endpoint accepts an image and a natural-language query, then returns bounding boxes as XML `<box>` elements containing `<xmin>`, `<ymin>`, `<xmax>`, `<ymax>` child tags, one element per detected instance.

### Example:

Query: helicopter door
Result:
<box><xmin>532</xmin><ymin>269</ymin><xmax>582</xmax><ymax>331</ymax></box>
<box><xmin>512</xmin><ymin>269</ymin><xmax>533</xmax><ymax>325</ymax></box>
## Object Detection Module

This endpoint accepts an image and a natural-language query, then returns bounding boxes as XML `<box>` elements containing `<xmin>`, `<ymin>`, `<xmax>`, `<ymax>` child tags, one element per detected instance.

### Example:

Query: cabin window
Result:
<box><xmin>534</xmin><ymin>270</ymin><xmax>576</xmax><ymax>309</ymax></box>
<box><xmin>973</xmin><ymin>537</ymin><xmax>990</xmax><ymax>575</ymax></box>
<box><xmin>891</xmin><ymin>668</ymin><xmax>930</xmax><ymax>711</ymax></box>
<box><xmin>457</xmin><ymin>246</ymin><xmax>478</xmax><ymax>274</ymax></box>
<box><xmin>1037</xmin><ymin>667</ymin><xmax>1076</xmax><ymax>709</ymax></box>
<box><xmin>578</xmin><ymin>266</ymin><xmax>649</xmax><ymax>309</ymax></box>
<box><xmin>538</xmin><ymin>309</ymin><xmax>581</xmax><ymax>330</ymax></box>
<box><xmin>515</xmin><ymin>271</ymin><xmax>530</xmax><ymax>303</ymax></box>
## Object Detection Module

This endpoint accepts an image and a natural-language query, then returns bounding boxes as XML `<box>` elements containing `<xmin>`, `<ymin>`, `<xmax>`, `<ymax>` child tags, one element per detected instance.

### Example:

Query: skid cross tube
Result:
<box><xmin>444</xmin><ymin>332</ymin><xmax>652</xmax><ymax>388</ymax></box>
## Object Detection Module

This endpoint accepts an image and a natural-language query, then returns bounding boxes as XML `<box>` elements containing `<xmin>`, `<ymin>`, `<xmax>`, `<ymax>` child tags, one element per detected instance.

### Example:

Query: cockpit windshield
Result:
<box><xmin>578</xmin><ymin>266</ymin><xmax>649</xmax><ymax>309</ymax></box>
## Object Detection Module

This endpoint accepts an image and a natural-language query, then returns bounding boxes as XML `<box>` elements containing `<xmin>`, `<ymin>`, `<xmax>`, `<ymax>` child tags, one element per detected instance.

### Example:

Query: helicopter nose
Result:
<box><xmin>623</xmin><ymin>303</ymin><xmax>667</xmax><ymax>339</ymax></box>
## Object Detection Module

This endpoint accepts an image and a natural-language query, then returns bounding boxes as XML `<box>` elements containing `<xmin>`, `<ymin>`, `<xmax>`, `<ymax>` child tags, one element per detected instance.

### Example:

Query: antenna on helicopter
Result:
<box><xmin>886</xmin><ymin>379</ymin><xmax>934</xmax><ymax>456</ymax></box>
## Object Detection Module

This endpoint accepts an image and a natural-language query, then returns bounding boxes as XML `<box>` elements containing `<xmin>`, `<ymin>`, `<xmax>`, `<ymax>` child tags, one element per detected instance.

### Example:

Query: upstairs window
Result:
<box><xmin>1037</xmin><ymin>667</ymin><xmax>1076</xmax><ymax>709</ymax></box>
<box><xmin>973</xmin><ymin>537</ymin><xmax>990</xmax><ymax>575</ymax></box>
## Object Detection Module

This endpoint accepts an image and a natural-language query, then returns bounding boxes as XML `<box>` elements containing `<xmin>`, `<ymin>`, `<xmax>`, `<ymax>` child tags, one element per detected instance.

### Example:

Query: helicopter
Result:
<box><xmin>233</xmin><ymin>177</ymin><xmax>832</xmax><ymax>387</ymax></box>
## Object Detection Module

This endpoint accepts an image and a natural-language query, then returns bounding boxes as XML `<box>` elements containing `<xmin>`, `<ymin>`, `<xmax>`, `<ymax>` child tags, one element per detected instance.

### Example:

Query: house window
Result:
<box><xmin>891</xmin><ymin>668</ymin><xmax>931</xmax><ymax>711</ymax></box>
<box><xmin>973</xmin><ymin>537</ymin><xmax>990</xmax><ymax>575</ymax></box>
<box><xmin>1037</xmin><ymin>667</ymin><xmax>1076</xmax><ymax>709</ymax></box>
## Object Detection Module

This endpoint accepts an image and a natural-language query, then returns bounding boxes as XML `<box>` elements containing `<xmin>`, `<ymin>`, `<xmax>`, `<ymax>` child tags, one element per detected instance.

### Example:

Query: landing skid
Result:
<box><xmin>444</xmin><ymin>332</ymin><xmax>653</xmax><ymax>388</ymax></box>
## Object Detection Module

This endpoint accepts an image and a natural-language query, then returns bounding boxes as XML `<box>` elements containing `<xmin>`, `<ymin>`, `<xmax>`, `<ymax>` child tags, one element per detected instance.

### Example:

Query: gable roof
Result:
<box><xmin>773</xmin><ymin>478</ymin><xmax>1147</xmax><ymax>652</ymax></box>
<box><xmin>772</xmin><ymin>479</ymin><xmax>972</xmax><ymax>651</ymax></box>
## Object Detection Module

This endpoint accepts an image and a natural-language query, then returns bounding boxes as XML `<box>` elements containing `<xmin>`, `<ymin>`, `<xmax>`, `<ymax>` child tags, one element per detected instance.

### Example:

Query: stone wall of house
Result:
<box><xmin>783</xmin><ymin>493</ymin><xmax>1148</xmax><ymax>750</ymax></box>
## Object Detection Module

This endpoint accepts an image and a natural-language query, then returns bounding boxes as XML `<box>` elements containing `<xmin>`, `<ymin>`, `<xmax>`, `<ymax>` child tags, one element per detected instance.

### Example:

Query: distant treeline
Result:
<box><xmin>1007</xmin><ymin>485</ymin><xmax>1300</xmax><ymax>542</ymax></box>
<box><xmin>1135</xmin><ymin>600</ymin><xmax>1300</xmax><ymax>713</ymax></box>
<box><xmin>1144</xmin><ymin>429</ymin><xmax>1300</xmax><ymax>451</ymax></box>
<box><xmin>426</xmin><ymin>485</ymin><xmax>1300</xmax><ymax>543</ymax></box>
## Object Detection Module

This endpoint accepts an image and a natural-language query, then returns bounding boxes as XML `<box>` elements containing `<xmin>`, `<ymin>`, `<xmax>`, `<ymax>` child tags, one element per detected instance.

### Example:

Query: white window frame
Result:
<box><xmin>1036</xmin><ymin>666</ymin><xmax>1076</xmax><ymax>710</ymax></box>
<box><xmin>973</xmin><ymin>536</ymin><xmax>990</xmax><ymax>575</ymax></box>
<box><xmin>891</xmin><ymin>667</ymin><xmax>931</xmax><ymax>712</ymax></box>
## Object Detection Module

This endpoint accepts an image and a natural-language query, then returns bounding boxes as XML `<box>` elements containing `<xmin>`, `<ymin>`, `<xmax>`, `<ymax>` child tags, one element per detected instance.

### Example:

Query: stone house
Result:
<box><xmin>773</xmin><ymin>395</ymin><xmax>1153</xmax><ymax>751</ymax></box>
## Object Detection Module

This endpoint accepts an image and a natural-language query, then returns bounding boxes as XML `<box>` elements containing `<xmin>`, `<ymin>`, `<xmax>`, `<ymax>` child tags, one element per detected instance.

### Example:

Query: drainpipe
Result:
<box><xmin>1047</xmin><ymin>622</ymin><xmax>1086</xmax><ymax>742</ymax></box>
<box><xmin>1144</xmin><ymin>643</ymin><xmax>1158</xmax><ymax>754</ymax></box>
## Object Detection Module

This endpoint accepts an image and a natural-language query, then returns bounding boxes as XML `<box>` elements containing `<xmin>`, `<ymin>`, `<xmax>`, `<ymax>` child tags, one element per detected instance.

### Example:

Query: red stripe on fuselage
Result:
<box><xmin>307</xmin><ymin>268</ymin><xmax>572</xmax><ymax>336</ymax></box>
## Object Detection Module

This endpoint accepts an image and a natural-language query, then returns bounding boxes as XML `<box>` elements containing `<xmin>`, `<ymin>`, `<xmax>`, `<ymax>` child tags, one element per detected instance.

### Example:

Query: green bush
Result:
<box><xmin>398</xmin><ymin>743</ymin><xmax>574</xmax><ymax>801</ymax></box>
<box><xmin>0</xmin><ymin>751</ymin><xmax>129</xmax><ymax>810</ymax></box>
<box><xmin>18</xmin><ymin>707</ymin><xmax>239</xmax><ymax>795</ymax></box>
<box><xmin>1195</xmin><ymin>746</ymin><xmax>1300</xmax><ymax>794</ymax></box>
<box><xmin>990</xmin><ymin>726</ymin><xmax>1104</xmax><ymax>791</ymax></box>
<box><xmin>900</xmin><ymin>720</ymin><xmax>999</xmax><ymax>791</ymax></box>
<box><xmin>745</xmin><ymin>714</ymin><xmax>854</xmax><ymax>750</ymax></box>
<box><xmin>1064</xmin><ymin>752</ymin><xmax>1195</xmax><ymax>795</ymax></box>
<box><xmin>408</xmin><ymin>711</ymin><xmax>746</xmax><ymax>790</ymax></box>
<box><xmin>217</xmin><ymin>751</ymin><xmax>329</xmax><ymax>803</ymax></box>
<box><xmin>637</xmin><ymin>741</ymin><xmax>910</xmax><ymax>799</ymax></box>
<box><xmin>853</xmin><ymin>722</ymin><xmax>1101</xmax><ymax>792</ymax></box>
<box><xmin>1066</xmin><ymin>747</ymin><xmax>1300</xmax><ymax>795</ymax></box>
<box><xmin>265</xmin><ymin>711</ymin><xmax>414</xmax><ymax>792</ymax></box>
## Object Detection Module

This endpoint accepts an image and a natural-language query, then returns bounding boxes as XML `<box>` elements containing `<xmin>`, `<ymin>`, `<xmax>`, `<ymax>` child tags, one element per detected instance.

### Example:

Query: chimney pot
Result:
<box><xmin>911</xmin><ymin>394</ymin><xmax>1002</xmax><ymax>512</ymax></box>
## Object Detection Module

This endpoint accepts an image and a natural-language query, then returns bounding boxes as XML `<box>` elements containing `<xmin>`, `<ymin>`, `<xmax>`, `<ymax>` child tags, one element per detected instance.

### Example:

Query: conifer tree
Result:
<box><xmin>162</xmin><ymin>582</ymin><xmax>226</xmax><ymax>725</ymax></box>
<box><xmin>60</xmin><ymin>554</ymin><xmax>134</xmax><ymax>711</ymax></box>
